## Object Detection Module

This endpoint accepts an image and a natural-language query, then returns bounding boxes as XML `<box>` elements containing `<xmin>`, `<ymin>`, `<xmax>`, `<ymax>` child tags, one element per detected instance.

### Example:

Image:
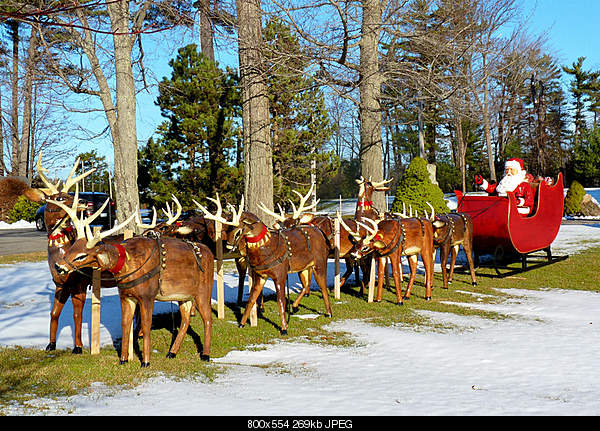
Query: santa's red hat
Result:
<box><xmin>505</xmin><ymin>158</ymin><xmax>524</xmax><ymax>172</ymax></box>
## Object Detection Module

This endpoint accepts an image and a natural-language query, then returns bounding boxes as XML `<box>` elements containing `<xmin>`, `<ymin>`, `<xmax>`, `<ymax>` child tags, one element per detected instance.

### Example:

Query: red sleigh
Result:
<box><xmin>454</xmin><ymin>173</ymin><xmax>566</xmax><ymax>274</ymax></box>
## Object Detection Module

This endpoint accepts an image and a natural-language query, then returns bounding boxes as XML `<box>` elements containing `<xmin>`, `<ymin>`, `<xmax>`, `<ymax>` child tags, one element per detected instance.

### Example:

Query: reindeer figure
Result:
<box><xmin>258</xmin><ymin>185</ymin><xmax>368</xmax><ymax>294</ymax></box>
<box><xmin>340</xmin><ymin>209</ymin><xmax>435</xmax><ymax>304</ymax></box>
<box><xmin>1</xmin><ymin>154</ymin><xmax>126</xmax><ymax>353</ymax></box>
<box><xmin>149</xmin><ymin>197</ymin><xmax>249</xmax><ymax>306</ymax></box>
<box><xmin>198</xmin><ymin>195</ymin><xmax>331</xmax><ymax>334</ymax></box>
<box><xmin>431</xmin><ymin>212</ymin><xmax>477</xmax><ymax>289</ymax></box>
<box><xmin>49</xmin><ymin>195</ymin><xmax>214</xmax><ymax>367</ymax></box>
<box><xmin>354</xmin><ymin>176</ymin><xmax>393</xmax><ymax>220</ymax></box>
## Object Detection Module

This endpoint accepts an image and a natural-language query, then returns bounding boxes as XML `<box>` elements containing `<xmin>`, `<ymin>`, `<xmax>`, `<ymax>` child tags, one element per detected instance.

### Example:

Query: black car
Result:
<box><xmin>35</xmin><ymin>192</ymin><xmax>116</xmax><ymax>231</ymax></box>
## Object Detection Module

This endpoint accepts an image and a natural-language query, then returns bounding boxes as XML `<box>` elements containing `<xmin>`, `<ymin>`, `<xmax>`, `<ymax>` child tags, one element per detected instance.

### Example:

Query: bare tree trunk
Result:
<box><xmin>0</xmin><ymin>86</ymin><xmax>4</xmax><ymax>176</ymax></box>
<box><xmin>198</xmin><ymin>0</ymin><xmax>215</xmax><ymax>61</ymax></box>
<box><xmin>10</xmin><ymin>20</ymin><xmax>20</xmax><ymax>177</ymax></box>
<box><xmin>107</xmin><ymin>2</ymin><xmax>140</xmax><ymax>228</ymax></box>
<box><xmin>455</xmin><ymin>117</ymin><xmax>467</xmax><ymax>193</ymax></box>
<box><xmin>237</xmin><ymin>0</ymin><xmax>274</xmax><ymax>225</ymax></box>
<box><xmin>19</xmin><ymin>26</ymin><xmax>40</xmax><ymax>183</ymax></box>
<box><xmin>359</xmin><ymin>0</ymin><xmax>385</xmax><ymax>211</ymax></box>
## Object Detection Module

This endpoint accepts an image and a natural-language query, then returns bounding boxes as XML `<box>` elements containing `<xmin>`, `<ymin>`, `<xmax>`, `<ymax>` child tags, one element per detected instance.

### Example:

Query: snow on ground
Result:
<box><xmin>1</xmin><ymin>195</ymin><xmax>600</xmax><ymax>416</ymax></box>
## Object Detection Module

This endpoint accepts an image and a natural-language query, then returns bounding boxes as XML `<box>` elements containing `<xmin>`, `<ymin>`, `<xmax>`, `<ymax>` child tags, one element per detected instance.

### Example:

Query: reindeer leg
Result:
<box><xmin>47</xmin><ymin>283</ymin><xmax>70</xmax><ymax>351</ymax></box>
<box><xmin>292</xmin><ymin>269</ymin><xmax>311</xmax><ymax>313</ymax></box>
<box><xmin>313</xmin><ymin>261</ymin><xmax>332</xmax><ymax>318</ymax></box>
<box><xmin>70</xmin><ymin>283</ymin><xmax>87</xmax><ymax>354</ymax></box>
<box><xmin>448</xmin><ymin>245</ymin><xmax>459</xmax><ymax>286</ymax></box>
<box><xmin>376</xmin><ymin>256</ymin><xmax>386</xmax><ymax>302</ymax></box>
<box><xmin>166</xmin><ymin>301</ymin><xmax>192</xmax><ymax>359</ymax></box>
<box><xmin>195</xmin><ymin>294</ymin><xmax>213</xmax><ymax>361</ymax></box>
<box><xmin>139</xmin><ymin>298</ymin><xmax>155</xmax><ymax>368</ymax></box>
<box><xmin>236</xmin><ymin>258</ymin><xmax>247</xmax><ymax>306</ymax></box>
<box><xmin>339</xmin><ymin>258</ymin><xmax>354</xmax><ymax>288</ymax></box>
<box><xmin>275</xmin><ymin>279</ymin><xmax>289</xmax><ymax>335</ymax></box>
<box><xmin>423</xmin><ymin>252</ymin><xmax>434</xmax><ymax>301</ymax></box>
<box><xmin>389</xmin><ymin>253</ymin><xmax>404</xmax><ymax>305</ymax></box>
<box><xmin>439</xmin><ymin>244</ymin><xmax>450</xmax><ymax>290</ymax></box>
<box><xmin>119</xmin><ymin>296</ymin><xmax>137</xmax><ymax>364</ymax></box>
<box><xmin>463</xmin><ymin>241</ymin><xmax>477</xmax><ymax>287</ymax></box>
<box><xmin>404</xmin><ymin>255</ymin><xmax>418</xmax><ymax>300</ymax></box>
<box><xmin>239</xmin><ymin>275</ymin><xmax>266</xmax><ymax>328</ymax></box>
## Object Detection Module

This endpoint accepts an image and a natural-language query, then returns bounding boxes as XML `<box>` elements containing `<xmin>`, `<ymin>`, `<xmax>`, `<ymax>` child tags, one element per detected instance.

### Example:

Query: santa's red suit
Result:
<box><xmin>475</xmin><ymin>158</ymin><xmax>535</xmax><ymax>215</ymax></box>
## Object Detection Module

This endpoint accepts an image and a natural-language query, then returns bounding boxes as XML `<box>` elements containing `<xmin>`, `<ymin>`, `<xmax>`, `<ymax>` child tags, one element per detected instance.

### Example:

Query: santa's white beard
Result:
<box><xmin>496</xmin><ymin>170</ymin><xmax>526</xmax><ymax>195</ymax></box>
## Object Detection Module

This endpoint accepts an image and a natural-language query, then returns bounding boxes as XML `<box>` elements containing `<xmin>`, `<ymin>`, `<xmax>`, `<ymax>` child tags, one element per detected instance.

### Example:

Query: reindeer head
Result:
<box><xmin>194</xmin><ymin>193</ymin><xmax>248</xmax><ymax>250</ymax></box>
<box><xmin>47</xmin><ymin>190</ymin><xmax>136</xmax><ymax>275</ymax></box>
<box><xmin>31</xmin><ymin>152</ymin><xmax>97</xmax><ymax>236</ymax></box>
<box><xmin>356</xmin><ymin>177</ymin><xmax>392</xmax><ymax>204</ymax></box>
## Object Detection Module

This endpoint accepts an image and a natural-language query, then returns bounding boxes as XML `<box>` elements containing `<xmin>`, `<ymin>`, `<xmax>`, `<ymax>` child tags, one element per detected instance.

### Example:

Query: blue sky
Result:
<box><xmin>523</xmin><ymin>0</ymin><xmax>600</xmax><ymax>71</ymax></box>
<box><xmin>56</xmin><ymin>1</ymin><xmax>599</xmax><ymax>179</ymax></box>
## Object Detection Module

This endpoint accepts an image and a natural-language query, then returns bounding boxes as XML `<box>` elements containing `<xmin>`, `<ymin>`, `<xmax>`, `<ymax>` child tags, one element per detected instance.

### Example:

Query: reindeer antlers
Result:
<box><xmin>194</xmin><ymin>193</ymin><xmax>244</xmax><ymax>227</ymax></box>
<box><xmin>46</xmin><ymin>185</ymin><xmax>136</xmax><ymax>248</ymax></box>
<box><xmin>36</xmin><ymin>152</ymin><xmax>96</xmax><ymax>195</ymax></box>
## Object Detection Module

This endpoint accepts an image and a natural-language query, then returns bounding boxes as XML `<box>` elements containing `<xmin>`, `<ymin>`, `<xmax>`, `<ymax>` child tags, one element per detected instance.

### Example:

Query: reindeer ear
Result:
<box><xmin>298</xmin><ymin>214</ymin><xmax>313</xmax><ymax>224</ymax></box>
<box><xmin>373</xmin><ymin>240</ymin><xmax>386</xmax><ymax>249</ymax></box>
<box><xmin>433</xmin><ymin>220</ymin><xmax>446</xmax><ymax>228</ymax></box>
<box><xmin>97</xmin><ymin>251</ymin><xmax>110</xmax><ymax>267</ymax></box>
<box><xmin>23</xmin><ymin>188</ymin><xmax>48</xmax><ymax>203</ymax></box>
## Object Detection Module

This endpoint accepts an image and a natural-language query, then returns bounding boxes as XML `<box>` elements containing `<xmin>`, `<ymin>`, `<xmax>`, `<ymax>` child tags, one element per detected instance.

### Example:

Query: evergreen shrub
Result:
<box><xmin>8</xmin><ymin>195</ymin><xmax>42</xmax><ymax>223</ymax></box>
<box><xmin>390</xmin><ymin>157</ymin><xmax>450</xmax><ymax>216</ymax></box>
<box><xmin>564</xmin><ymin>180</ymin><xmax>585</xmax><ymax>216</ymax></box>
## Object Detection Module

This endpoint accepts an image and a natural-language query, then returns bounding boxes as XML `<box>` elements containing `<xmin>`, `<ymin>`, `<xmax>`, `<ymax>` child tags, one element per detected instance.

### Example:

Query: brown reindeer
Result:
<box><xmin>49</xmin><ymin>195</ymin><xmax>214</xmax><ymax>367</ymax></box>
<box><xmin>257</xmin><ymin>185</ymin><xmax>360</xmax><ymax>296</ymax></box>
<box><xmin>198</xmin><ymin>195</ymin><xmax>331</xmax><ymax>334</ymax></box>
<box><xmin>340</xmin><ymin>211</ymin><xmax>435</xmax><ymax>304</ymax></box>
<box><xmin>431</xmin><ymin>212</ymin><xmax>477</xmax><ymax>289</ymax></box>
<box><xmin>150</xmin><ymin>196</ymin><xmax>249</xmax><ymax>306</ymax></box>
<box><xmin>1</xmin><ymin>154</ymin><xmax>127</xmax><ymax>353</ymax></box>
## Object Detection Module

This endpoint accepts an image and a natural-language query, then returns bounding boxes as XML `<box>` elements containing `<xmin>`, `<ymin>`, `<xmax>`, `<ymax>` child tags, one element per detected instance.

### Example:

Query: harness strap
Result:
<box><xmin>378</xmin><ymin>220</ymin><xmax>405</xmax><ymax>257</ymax></box>
<box><xmin>117</xmin><ymin>263</ymin><xmax>162</xmax><ymax>290</ymax></box>
<box><xmin>250</xmin><ymin>232</ymin><xmax>289</xmax><ymax>272</ymax></box>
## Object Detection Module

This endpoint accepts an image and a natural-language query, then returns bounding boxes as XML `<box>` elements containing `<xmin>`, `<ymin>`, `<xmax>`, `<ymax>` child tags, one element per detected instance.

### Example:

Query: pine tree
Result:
<box><xmin>263</xmin><ymin>18</ymin><xmax>337</xmax><ymax>207</ymax></box>
<box><xmin>390</xmin><ymin>157</ymin><xmax>450</xmax><ymax>216</ymax></box>
<box><xmin>149</xmin><ymin>44</ymin><xmax>242</xmax><ymax>209</ymax></box>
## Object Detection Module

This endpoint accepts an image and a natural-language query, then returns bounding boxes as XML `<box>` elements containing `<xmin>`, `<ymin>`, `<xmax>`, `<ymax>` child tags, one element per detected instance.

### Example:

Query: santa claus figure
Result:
<box><xmin>474</xmin><ymin>158</ymin><xmax>535</xmax><ymax>215</ymax></box>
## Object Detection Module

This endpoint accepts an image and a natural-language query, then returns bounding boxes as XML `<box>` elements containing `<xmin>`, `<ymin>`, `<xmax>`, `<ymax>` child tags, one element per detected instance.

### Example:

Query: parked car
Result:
<box><xmin>35</xmin><ymin>192</ymin><xmax>116</xmax><ymax>231</ymax></box>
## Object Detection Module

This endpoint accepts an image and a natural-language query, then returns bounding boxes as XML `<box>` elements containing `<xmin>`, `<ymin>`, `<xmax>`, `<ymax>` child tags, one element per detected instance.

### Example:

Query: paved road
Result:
<box><xmin>0</xmin><ymin>228</ymin><xmax>47</xmax><ymax>256</ymax></box>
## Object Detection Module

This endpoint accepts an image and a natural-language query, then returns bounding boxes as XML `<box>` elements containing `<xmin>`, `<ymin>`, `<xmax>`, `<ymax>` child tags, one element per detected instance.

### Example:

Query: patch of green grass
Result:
<box><xmin>1</xmin><ymin>245</ymin><xmax>599</xmax><ymax>413</ymax></box>
<box><xmin>0</xmin><ymin>251</ymin><xmax>47</xmax><ymax>265</ymax></box>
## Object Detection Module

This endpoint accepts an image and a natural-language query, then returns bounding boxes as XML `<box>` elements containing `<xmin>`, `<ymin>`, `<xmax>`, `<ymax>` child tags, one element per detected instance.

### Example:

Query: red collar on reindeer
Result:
<box><xmin>245</xmin><ymin>225</ymin><xmax>268</xmax><ymax>243</ymax></box>
<box><xmin>358</xmin><ymin>200</ymin><xmax>373</xmax><ymax>207</ymax></box>
<box><xmin>109</xmin><ymin>243</ymin><xmax>127</xmax><ymax>274</ymax></box>
<box><xmin>48</xmin><ymin>225</ymin><xmax>73</xmax><ymax>241</ymax></box>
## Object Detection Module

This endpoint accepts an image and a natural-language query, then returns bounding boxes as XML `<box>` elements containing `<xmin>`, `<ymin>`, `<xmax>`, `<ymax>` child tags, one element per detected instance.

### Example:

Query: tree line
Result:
<box><xmin>1</xmin><ymin>0</ymin><xmax>599</xmax><ymax>228</ymax></box>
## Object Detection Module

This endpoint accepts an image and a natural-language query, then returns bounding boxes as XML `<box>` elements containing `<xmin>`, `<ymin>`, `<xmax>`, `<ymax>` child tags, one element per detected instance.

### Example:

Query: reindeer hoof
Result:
<box><xmin>72</xmin><ymin>346</ymin><xmax>83</xmax><ymax>354</ymax></box>
<box><xmin>120</xmin><ymin>360</ymin><xmax>128</xmax><ymax>365</ymax></box>
<box><xmin>45</xmin><ymin>342</ymin><xmax>56</xmax><ymax>351</ymax></box>
<box><xmin>200</xmin><ymin>354</ymin><xmax>210</xmax><ymax>362</ymax></box>
<box><xmin>402</xmin><ymin>296</ymin><xmax>410</xmax><ymax>300</ymax></box>
<box><xmin>238</xmin><ymin>323</ymin><xmax>245</xmax><ymax>329</ymax></box>
<box><xmin>292</xmin><ymin>305</ymin><xmax>299</xmax><ymax>313</ymax></box>
<box><xmin>397</xmin><ymin>302</ymin><xmax>403</xmax><ymax>306</ymax></box>
<box><xmin>425</xmin><ymin>296</ymin><xmax>432</xmax><ymax>301</ymax></box>
<box><xmin>280</xmin><ymin>329</ymin><xmax>288</xmax><ymax>336</ymax></box>
<box><xmin>166</xmin><ymin>352</ymin><xmax>176</xmax><ymax>359</ymax></box>
<box><xmin>472</xmin><ymin>282</ymin><xmax>477</xmax><ymax>287</ymax></box>
<box><xmin>141</xmin><ymin>362</ymin><xmax>150</xmax><ymax>368</ymax></box>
